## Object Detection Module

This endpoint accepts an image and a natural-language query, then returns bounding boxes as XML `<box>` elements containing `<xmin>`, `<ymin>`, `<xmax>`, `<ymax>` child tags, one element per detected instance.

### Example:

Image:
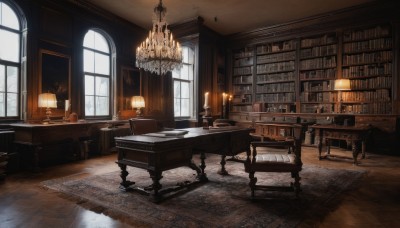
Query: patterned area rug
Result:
<box><xmin>41</xmin><ymin>154</ymin><xmax>365</xmax><ymax>227</ymax></box>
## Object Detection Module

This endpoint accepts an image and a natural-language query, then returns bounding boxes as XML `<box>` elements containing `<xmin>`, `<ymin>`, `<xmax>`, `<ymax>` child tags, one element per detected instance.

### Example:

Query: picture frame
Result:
<box><xmin>121</xmin><ymin>66</ymin><xmax>141</xmax><ymax>110</ymax></box>
<box><xmin>39</xmin><ymin>50</ymin><xmax>71</xmax><ymax>110</ymax></box>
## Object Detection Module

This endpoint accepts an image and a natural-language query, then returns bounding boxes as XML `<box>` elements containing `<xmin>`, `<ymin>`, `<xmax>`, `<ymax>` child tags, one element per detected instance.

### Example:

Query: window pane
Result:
<box><xmin>7</xmin><ymin>66</ymin><xmax>18</xmax><ymax>92</ymax></box>
<box><xmin>94</xmin><ymin>32</ymin><xmax>109</xmax><ymax>53</ymax></box>
<box><xmin>85</xmin><ymin>95</ymin><xmax>94</xmax><ymax>116</ymax></box>
<box><xmin>95</xmin><ymin>77</ymin><xmax>109</xmax><ymax>96</ymax></box>
<box><xmin>172</xmin><ymin>68</ymin><xmax>180</xmax><ymax>79</ymax></box>
<box><xmin>95</xmin><ymin>53</ymin><xmax>110</xmax><ymax>75</ymax></box>
<box><xmin>181</xmin><ymin>64</ymin><xmax>189</xmax><ymax>80</ymax></box>
<box><xmin>181</xmin><ymin>82</ymin><xmax>189</xmax><ymax>98</ymax></box>
<box><xmin>6</xmin><ymin>92</ymin><xmax>17</xmax><ymax>116</ymax></box>
<box><xmin>174</xmin><ymin>81</ymin><xmax>180</xmax><ymax>98</ymax></box>
<box><xmin>182</xmin><ymin>47</ymin><xmax>188</xmax><ymax>63</ymax></box>
<box><xmin>1</xmin><ymin>3</ymin><xmax>19</xmax><ymax>30</ymax></box>
<box><xmin>83</xmin><ymin>49</ymin><xmax>94</xmax><ymax>73</ymax></box>
<box><xmin>0</xmin><ymin>30</ymin><xmax>19</xmax><ymax>62</ymax></box>
<box><xmin>188</xmin><ymin>47</ymin><xmax>194</xmax><ymax>64</ymax></box>
<box><xmin>0</xmin><ymin>65</ymin><xmax>4</xmax><ymax>91</ymax></box>
<box><xmin>85</xmin><ymin>75</ymin><xmax>94</xmax><ymax>95</ymax></box>
<box><xmin>181</xmin><ymin>98</ymin><xmax>189</xmax><ymax>116</ymax></box>
<box><xmin>83</xmin><ymin>30</ymin><xmax>95</xmax><ymax>49</ymax></box>
<box><xmin>96</xmin><ymin>96</ymin><xmax>109</xmax><ymax>115</ymax></box>
<box><xmin>0</xmin><ymin>92</ymin><xmax>4</xmax><ymax>116</ymax></box>
<box><xmin>174</xmin><ymin>98</ymin><xmax>180</xmax><ymax>116</ymax></box>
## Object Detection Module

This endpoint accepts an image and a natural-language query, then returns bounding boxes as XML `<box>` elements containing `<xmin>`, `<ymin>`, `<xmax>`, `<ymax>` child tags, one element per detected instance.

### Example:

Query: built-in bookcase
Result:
<box><xmin>255</xmin><ymin>39</ymin><xmax>297</xmax><ymax>112</ymax></box>
<box><xmin>229</xmin><ymin>23</ymin><xmax>394</xmax><ymax>115</ymax></box>
<box><xmin>341</xmin><ymin>24</ymin><xmax>393</xmax><ymax>114</ymax></box>
<box><xmin>299</xmin><ymin>33</ymin><xmax>338</xmax><ymax>113</ymax></box>
<box><xmin>232</xmin><ymin>47</ymin><xmax>254</xmax><ymax>112</ymax></box>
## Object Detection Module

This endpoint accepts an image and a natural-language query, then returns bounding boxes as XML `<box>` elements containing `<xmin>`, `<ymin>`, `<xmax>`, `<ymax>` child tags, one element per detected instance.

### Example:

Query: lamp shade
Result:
<box><xmin>131</xmin><ymin>96</ymin><xmax>145</xmax><ymax>108</ymax></box>
<box><xmin>38</xmin><ymin>93</ymin><xmax>57</xmax><ymax>108</ymax></box>
<box><xmin>334</xmin><ymin>79</ymin><xmax>351</xmax><ymax>91</ymax></box>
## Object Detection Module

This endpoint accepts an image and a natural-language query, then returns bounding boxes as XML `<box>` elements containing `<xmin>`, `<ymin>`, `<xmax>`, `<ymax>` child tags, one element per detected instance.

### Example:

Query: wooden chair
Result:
<box><xmin>244</xmin><ymin>138</ymin><xmax>302</xmax><ymax>198</ymax></box>
<box><xmin>129</xmin><ymin>118</ymin><xmax>159</xmax><ymax>135</ymax></box>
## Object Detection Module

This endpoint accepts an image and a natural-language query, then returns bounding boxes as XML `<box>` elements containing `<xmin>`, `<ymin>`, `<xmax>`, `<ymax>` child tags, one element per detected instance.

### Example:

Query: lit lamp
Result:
<box><xmin>38</xmin><ymin>93</ymin><xmax>57</xmax><ymax>123</ymax></box>
<box><xmin>334</xmin><ymin>79</ymin><xmax>351</xmax><ymax>113</ymax></box>
<box><xmin>131</xmin><ymin>96</ymin><xmax>145</xmax><ymax>117</ymax></box>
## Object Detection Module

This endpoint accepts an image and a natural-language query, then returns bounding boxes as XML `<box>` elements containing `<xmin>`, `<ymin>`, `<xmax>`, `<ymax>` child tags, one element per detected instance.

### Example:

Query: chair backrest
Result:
<box><xmin>129</xmin><ymin>118</ymin><xmax>159</xmax><ymax>135</ymax></box>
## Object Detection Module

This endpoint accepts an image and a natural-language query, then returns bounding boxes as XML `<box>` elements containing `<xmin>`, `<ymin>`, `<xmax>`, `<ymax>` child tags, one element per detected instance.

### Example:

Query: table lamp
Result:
<box><xmin>131</xmin><ymin>96</ymin><xmax>145</xmax><ymax>117</ymax></box>
<box><xmin>38</xmin><ymin>93</ymin><xmax>57</xmax><ymax>123</ymax></box>
<box><xmin>334</xmin><ymin>79</ymin><xmax>351</xmax><ymax>113</ymax></box>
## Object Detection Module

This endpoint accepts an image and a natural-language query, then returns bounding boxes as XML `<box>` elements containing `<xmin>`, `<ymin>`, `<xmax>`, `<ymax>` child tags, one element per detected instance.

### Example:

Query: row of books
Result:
<box><xmin>343</xmin><ymin>38</ymin><xmax>392</xmax><ymax>53</ymax></box>
<box><xmin>256</xmin><ymin>51</ymin><xmax>296</xmax><ymax>64</ymax></box>
<box><xmin>232</xmin><ymin>105</ymin><xmax>253</xmax><ymax>112</ymax></box>
<box><xmin>300</xmin><ymin>35</ymin><xmax>337</xmax><ymax>48</ymax></box>
<box><xmin>300</xmin><ymin>69</ymin><xmax>336</xmax><ymax>80</ymax></box>
<box><xmin>343</xmin><ymin>51</ymin><xmax>392</xmax><ymax>65</ymax></box>
<box><xmin>343</xmin><ymin>25</ymin><xmax>390</xmax><ymax>42</ymax></box>
<box><xmin>350</xmin><ymin>76</ymin><xmax>392</xmax><ymax>90</ymax></box>
<box><xmin>300</xmin><ymin>44</ymin><xmax>337</xmax><ymax>59</ymax></box>
<box><xmin>234</xmin><ymin>57</ymin><xmax>253</xmax><ymax>67</ymax></box>
<box><xmin>342</xmin><ymin>62</ymin><xmax>392</xmax><ymax>78</ymax></box>
<box><xmin>343</xmin><ymin>102</ymin><xmax>391</xmax><ymax>114</ymax></box>
<box><xmin>232</xmin><ymin>94</ymin><xmax>252</xmax><ymax>103</ymax></box>
<box><xmin>233</xmin><ymin>85</ymin><xmax>253</xmax><ymax>94</ymax></box>
<box><xmin>256</xmin><ymin>61</ymin><xmax>295</xmax><ymax>74</ymax></box>
<box><xmin>233</xmin><ymin>75</ymin><xmax>253</xmax><ymax>84</ymax></box>
<box><xmin>301</xmin><ymin>104</ymin><xmax>335</xmax><ymax>113</ymax></box>
<box><xmin>256</xmin><ymin>82</ymin><xmax>295</xmax><ymax>93</ymax></box>
<box><xmin>256</xmin><ymin>72</ymin><xmax>295</xmax><ymax>83</ymax></box>
<box><xmin>302</xmin><ymin>80</ymin><xmax>335</xmax><ymax>92</ymax></box>
<box><xmin>233</xmin><ymin>66</ymin><xmax>253</xmax><ymax>76</ymax></box>
<box><xmin>234</xmin><ymin>51</ymin><xmax>253</xmax><ymax>59</ymax></box>
<box><xmin>341</xmin><ymin>89</ymin><xmax>391</xmax><ymax>102</ymax></box>
<box><xmin>255</xmin><ymin>93</ymin><xmax>296</xmax><ymax>103</ymax></box>
<box><xmin>300</xmin><ymin>91</ymin><xmax>337</xmax><ymax>102</ymax></box>
<box><xmin>299</xmin><ymin>56</ymin><xmax>336</xmax><ymax>70</ymax></box>
<box><xmin>256</xmin><ymin>40</ymin><xmax>297</xmax><ymax>54</ymax></box>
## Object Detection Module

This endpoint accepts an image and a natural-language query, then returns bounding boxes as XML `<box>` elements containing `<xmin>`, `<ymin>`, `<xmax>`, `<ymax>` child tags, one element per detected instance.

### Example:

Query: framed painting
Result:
<box><xmin>121</xmin><ymin>66</ymin><xmax>141</xmax><ymax>110</ymax></box>
<box><xmin>39</xmin><ymin>50</ymin><xmax>71</xmax><ymax>110</ymax></box>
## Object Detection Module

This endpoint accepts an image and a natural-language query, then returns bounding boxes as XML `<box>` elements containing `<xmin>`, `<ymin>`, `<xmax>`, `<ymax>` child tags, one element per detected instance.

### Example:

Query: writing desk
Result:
<box><xmin>114</xmin><ymin>126</ymin><xmax>253</xmax><ymax>202</ymax></box>
<box><xmin>311</xmin><ymin>124</ymin><xmax>372</xmax><ymax>165</ymax></box>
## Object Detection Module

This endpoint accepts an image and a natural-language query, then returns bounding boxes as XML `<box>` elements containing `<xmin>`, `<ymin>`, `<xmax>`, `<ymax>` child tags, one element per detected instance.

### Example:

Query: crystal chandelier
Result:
<box><xmin>136</xmin><ymin>0</ymin><xmax>183</xmax><ymax>75</ymax></box>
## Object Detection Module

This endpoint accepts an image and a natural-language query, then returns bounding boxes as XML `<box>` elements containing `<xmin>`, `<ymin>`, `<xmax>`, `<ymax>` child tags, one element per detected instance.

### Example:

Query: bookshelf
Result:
<box><xmin>341</xmin><ymin>24</ymin><xmax>393</xmax><ymax>114</ymax></box>
<box><xmin>232</xmin><ymin>47</ymin><xmax>254</xmax><ymax>112</ymax></box>
<box><xmin>299</xmin><ymin>33</ymin><xmax>338</xmax><ymax>113</ymax></box>
<box><xmin>255</xmin><ymin>39</ymin><xmax>297</xmax><ymax>113</ymax></box>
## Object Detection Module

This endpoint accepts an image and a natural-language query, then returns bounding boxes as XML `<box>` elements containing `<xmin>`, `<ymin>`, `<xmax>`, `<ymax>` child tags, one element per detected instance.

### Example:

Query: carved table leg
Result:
<box><xmin>197</xmin><ymin>151</ymin><xmax>208</xmax><ymax>181</ymax></box>
<box><xmin>118</xmin><ymin>163</ymin><xmax>134</xmax><ymax>190</ymax></box>
<box><xmin>218</xmin><ymin>155</ymin><xmax>229</xmax><ymax>175</ymax></box>
<box><xmin>148</xmin><ymin>170</ymin><xmax>163</xmax><ymax>203</ymax></box>
<box><xmin>352</xmin><ymin>141</ymin><xmax>360</xmax><ymax>165</ymax></box>
<box><xmin>188</xmin><ymin>159</ymin><xmax>208</xmax><ymax>182</ymax></box>
<box><xmin>292</xmin><ymin>171</ymin><xmax>301</xmax><ymax>198</ymax></box>
<box><xmin>249</xmin><ymin>171</ymin><xmax>257</xmax><ymax>198</ymax></box>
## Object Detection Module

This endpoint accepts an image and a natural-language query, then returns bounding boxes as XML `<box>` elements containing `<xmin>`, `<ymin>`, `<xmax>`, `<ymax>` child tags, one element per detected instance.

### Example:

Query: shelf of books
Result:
<box><xmin>232</xmin><ymin>47</ymin><xmax>254</xmax><ymax>112</ymax></box>
<box><xmin>299</xmin><ymin>33</ymin><xmax>338</xmax><ymax>113</ymax></box>
<box><xmin>342</xmin><ymin>24</ymin><xmax>392</xmax><ymax>114</ymax></box>
<box><xmin>254</xmin><ymin>39</ymin><xmax>297</xmax><ymax>113</ymax></box>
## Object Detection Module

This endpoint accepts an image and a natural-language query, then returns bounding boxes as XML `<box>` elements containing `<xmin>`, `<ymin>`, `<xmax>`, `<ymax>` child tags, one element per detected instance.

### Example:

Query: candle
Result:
<box><xmin>65</xmin><ymin>100</ymin><xmax>70</xmax><ymax>111</ymax></box>
<box><xmin>204</xmin><ymin>92</ymin><xmax>209</xmax><ymax>107</ymax></box>
<box><xmin>222</xmin><ymin>93</ymin><xmax>227</xmax><ymax>105</ymax></box>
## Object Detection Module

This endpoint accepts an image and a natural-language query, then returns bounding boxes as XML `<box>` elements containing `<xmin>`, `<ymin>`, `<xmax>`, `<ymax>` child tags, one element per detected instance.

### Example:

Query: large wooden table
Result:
<box><xmin>114</xmin><ymin>126</ymin><xmax>253</xmax><ymax>202</ymax></box>
<box><xmin>311</xmin><ymin>124</ymin><xmax>372</xmax><ymax>165</ymax></box>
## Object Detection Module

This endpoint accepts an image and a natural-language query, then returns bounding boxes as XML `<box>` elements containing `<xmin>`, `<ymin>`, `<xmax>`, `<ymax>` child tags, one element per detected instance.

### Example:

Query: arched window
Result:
<box><xmin>83</xmin><ymin>29</ymin><xmax>111</xmax><ymax>117</ymax></box>
<box><xmin>0</xmin><ymin>1</ymin><xmax>21</xmax><ymax>118</ymax></box>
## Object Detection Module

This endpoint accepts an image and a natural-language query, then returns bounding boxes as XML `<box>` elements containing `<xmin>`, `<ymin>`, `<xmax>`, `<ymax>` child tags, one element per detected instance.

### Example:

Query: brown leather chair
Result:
<box><xmin>129</xmin><ymin>118</ymin><xmax>159</xmax><ymax>135</ymax></box>
<box><xmin>244</xmin><ymin>138</ymin><xmax>302</xmax><ymax>198</ymax></box>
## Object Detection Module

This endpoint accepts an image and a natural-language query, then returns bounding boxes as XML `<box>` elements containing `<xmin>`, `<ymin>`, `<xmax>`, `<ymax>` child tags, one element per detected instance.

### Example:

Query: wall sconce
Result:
<box><xmin>334</xmin><ymin>79</ymin><xmax>351</xmax><ymax>113</ymax></box>
<box><xmin>131</xmin><ymin>96</ymin><xmax>145</xmax><ymax>117</ymax></box>
<box><xmin>38</xmin><ymin>93</ymin><xmax>57</xmax><ymax>123</ymax></box>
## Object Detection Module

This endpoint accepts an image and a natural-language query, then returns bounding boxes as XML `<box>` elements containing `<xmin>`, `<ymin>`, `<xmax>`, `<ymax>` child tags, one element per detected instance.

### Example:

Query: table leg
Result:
<box><xmin>118</xmin><ymin>163</ymin><xmax>135</xmax><ymax>190</ymax></box>
<box><xmin>197</xmin><ymin>151</ymin><xmax>208</xmax><ymax>181</ymax></box>
<box><xmin>218</xmin><ymin>155</ymin><xmax>229</xmax><ymax>175</ymax></box>
<box><xmin>352</xmin><ymin>141</ymin><xmax>359</xmax><ymax>165</ymax></box>
<box><xmin>361</xmin><ymin>141</ymin><xmax>366</xmax><ymax>159</ymax></box>
<box><xmin>326</xmin><ymin>138</ymin><xmax>331</xmax><ymax>155</ymax></box>
<box><xmin>148</xmin><ymin>170</ymin><xmax>163</xmax><ymax>203</ymax></box>
<box><xmin>318</xmin><ymin>139</ymin><xmax>323</xmax><ymax>160</ymax></box>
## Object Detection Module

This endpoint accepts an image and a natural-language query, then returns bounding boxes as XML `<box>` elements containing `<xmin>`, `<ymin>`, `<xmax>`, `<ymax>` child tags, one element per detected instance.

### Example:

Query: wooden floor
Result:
<box><xmin>0</xmin><ymin>147</ymin><xmax>400</xmax><ymax>228</ymax></box>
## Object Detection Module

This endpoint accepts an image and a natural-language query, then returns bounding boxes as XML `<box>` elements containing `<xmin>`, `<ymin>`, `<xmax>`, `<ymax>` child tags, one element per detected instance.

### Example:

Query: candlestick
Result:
<box><xmin>65</xmin><ymin>100</ymin><xmax>70</xmax><ymax>111</ymax></box>
<box><xmin>222</xmin><ymin>93</ymin><xmax>227</xmax><ymax>106</ymax></box>
<box><xmin>204</xmin><ymin>92</ymin><xmax>209</xmax><ymax>108</ymax></box>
